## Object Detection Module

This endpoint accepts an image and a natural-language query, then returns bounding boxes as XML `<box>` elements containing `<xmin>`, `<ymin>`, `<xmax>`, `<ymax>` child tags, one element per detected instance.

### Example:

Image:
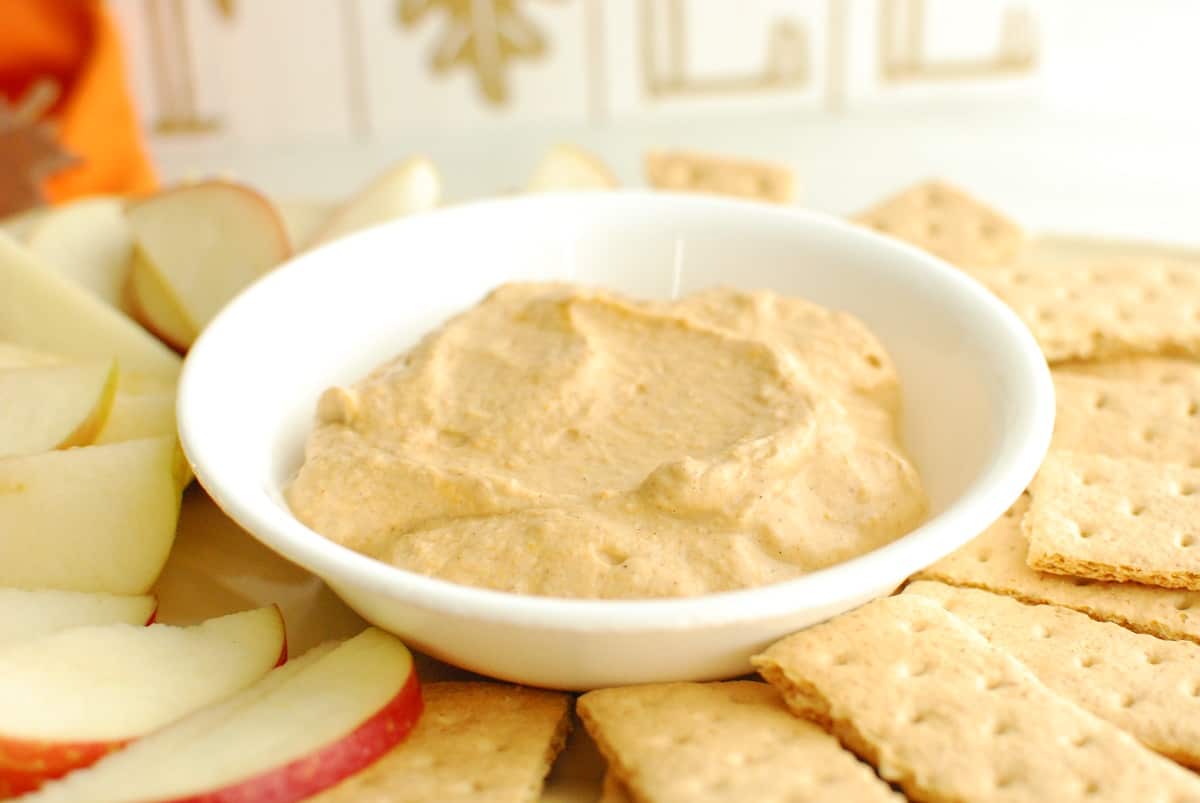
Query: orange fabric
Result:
<box><xmin>1</xmin><ymin>0</ymin><xmax>156</xmax><ymax>202</ymax></box>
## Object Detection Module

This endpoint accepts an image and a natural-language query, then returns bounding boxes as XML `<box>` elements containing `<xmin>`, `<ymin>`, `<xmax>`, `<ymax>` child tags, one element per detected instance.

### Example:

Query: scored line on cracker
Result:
<box><xmin>912</xmin><ymin>495</ymin><xmax>1200</xmax><ymax>645</ymax></box>
<box><xmin>906</xmin><ymin>580</ymin><xmax>1200</xmax><ymax>769</ymax></box>
<box><xmin>753</xmin><ymin>594</ymin><xmax>1200</xmax><ymax>803</ymax></box>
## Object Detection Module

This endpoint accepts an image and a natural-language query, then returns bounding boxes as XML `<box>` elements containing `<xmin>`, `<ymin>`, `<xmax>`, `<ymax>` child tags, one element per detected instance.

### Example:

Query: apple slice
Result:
<box><xmin>0</xmin><ymin>234</ymin><xmax>180</xmax><ymax>379</ymax></box>
<box><xmin>0</xmin><ymin>341</ymin><xmax>63</xmax><ymax>369</ymax></box>
<box><xmin>116</xmin><ymin>370</ymin><xmax>177</xmax><ymax>397</ymax></box>
<box><xmin>0</xmin><ymin>359</ymin><xmax>118</xmax><ymax>458</ymax></box>
<box><xmin>0</xmin><ymin>346</ymin><xmax>175</xmax><ymax>397</ymax></box>
<box><xmin>0</xmin><ymin>437</ymin><xmax>180</xmax><ymax>594</ymax></box>
<box><xmin>18</xmin><ymin>641</ymin><xmax>338</xmax><ymax>802</ymax></box>
<box><xmin>88</xmin><ymin>389</ymin><xmax>189</xmax><ymax>488</ymax></box>
<box><xmin>126</xmin><ymin>249</ymin><xmax>197</xmax><ymax>352</ymax></box>
<box><xmin>2</xmin><ymin>209</ymin><xmax>48</xmax><ymax>242</ymax></box>
<box><xmin>94</xmin><ymin>389</ymin><xmax>176</xmax><ymax>445</ymax></box>
<box><xmin>0</xmin><ymin>206</ymin><xmax>50</xmax><ymax>241</ymax></box>
<box><xmin>23</xmin><ymin>628</ymin><xmax>422</xmax><ymax>803</ymax></box>
<box><xmin>307</xmin><ymin>157</ymin><xmax>440</xmax><ymax>248</ymax></box>
<box><xmin>26</xmin><ymin>198</ymin><xmax>133</xmax><ymax>310</ymax></box>
<box><xmin>278</xmin><ymin>199</ymin><xmax>336</xmax><ymax>249</ymax></box>
<box><xmin>0</xmin><ymin>607</ymin><xmax>286</xmax><ymax>796</ymax></box>
<box><xmin>125</xmin><ymin>181</ymin><xmax>291</xmax><ymax>343</ymax></box>
<box><xmin>527</xmin><ymin>143</ymin><xmax>618</xmax><ymax>192</ymax></box>
<box><xmin>0</xmin><ymin>348</ymin><xmax>175</xmax><ymax>414</ymax></box>
<box><xmin>0</xmin><ymin>589</ymin><xmax>156</xmax><ymax>648</ymax></box>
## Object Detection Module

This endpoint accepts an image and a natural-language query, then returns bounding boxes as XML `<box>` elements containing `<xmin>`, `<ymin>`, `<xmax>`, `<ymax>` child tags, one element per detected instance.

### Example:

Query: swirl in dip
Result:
<box><xmin>287</xmin><ymin>282</ymin><xmax>926</xmax><ymax>599</ymax></box>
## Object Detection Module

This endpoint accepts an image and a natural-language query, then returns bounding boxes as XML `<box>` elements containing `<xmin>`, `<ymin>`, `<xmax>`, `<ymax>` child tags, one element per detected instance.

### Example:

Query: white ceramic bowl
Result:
<box><xmin>179</xmin><ymin>191</ymin><xmax>1054</xmax><ymax>690</ymax></box>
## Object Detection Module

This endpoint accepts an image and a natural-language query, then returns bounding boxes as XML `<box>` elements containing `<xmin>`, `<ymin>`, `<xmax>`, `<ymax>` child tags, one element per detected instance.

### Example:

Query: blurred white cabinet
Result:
<box><xmin>109</xmin><ymin>0</ymin><xmax>1044</xmax><ymax>145</ymax></box>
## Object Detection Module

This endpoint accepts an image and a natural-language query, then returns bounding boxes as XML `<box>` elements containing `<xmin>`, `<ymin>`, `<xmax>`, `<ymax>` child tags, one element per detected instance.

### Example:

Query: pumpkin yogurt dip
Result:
<box><xmin>287</xmin><ymin>282</ymin><xmax>926</xmax><ymax>599</ymax></box>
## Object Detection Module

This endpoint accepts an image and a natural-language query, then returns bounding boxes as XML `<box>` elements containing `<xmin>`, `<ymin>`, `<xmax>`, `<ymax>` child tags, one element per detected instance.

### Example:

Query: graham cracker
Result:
<box><xmin>912</xmin><ymin>496</ymin><xmax>1200</xmax><ymax>644</ymax></box>
<box><xmin>906</xmin><ymin>581</ymin><xmax>1200</xmax><ymax>768</ymax></box>
<box><xmin>1057</xmin><ymin>356</ymin><xmax>1200</xmax><ymax>388</ymax></box>
<box><xmin>968</xmin><ymin>261</ymin><xmax>1200</xmax><ymax>363</ymax></box>
<box><xmin>753</xmin><ymin>594</ymin><xmax>1200</xmax><ymax>803</ymax></box>
<box><xmin>1051</xmin><ymin>373</ymin><xmax>1200</xmax><ymax>466</ymax></box>
<box><xmin>577</xmin><ymin>681</ymin><xmax>900</xmax><ymax>803</ymax></box>
<box><xmin>1024</xmin><ymin>452</ymin><xmax>1200</xmax><ymax>591</ymax></box>
<box><xmin>852</xmin><ymin>180</ymin><xmax>1024</xmax><ymax>267</ymax></box>
<box><xmin>310</xmin><ymin>682</ymin><xmax>571</xmax><ymax>803</ymax></box>
<box><xmin>644</xmin><ymin>151</ymin><xmax>794</xmax><ymax>204</ymax></box>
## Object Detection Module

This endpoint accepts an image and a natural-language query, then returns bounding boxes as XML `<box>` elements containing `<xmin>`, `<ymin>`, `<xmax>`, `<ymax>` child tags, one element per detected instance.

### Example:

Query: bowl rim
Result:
<box><xmin>179</xmin><ymin>190</ymin><xmax>1055</xmax><ymax>632</ymax></box>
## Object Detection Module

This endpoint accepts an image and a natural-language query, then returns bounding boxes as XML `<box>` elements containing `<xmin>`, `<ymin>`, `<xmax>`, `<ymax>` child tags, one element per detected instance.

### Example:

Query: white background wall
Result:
<box><xmin>108</xmin><ymin>1</ymin><xmax>1200</xmax><ymax>244</ymax></box>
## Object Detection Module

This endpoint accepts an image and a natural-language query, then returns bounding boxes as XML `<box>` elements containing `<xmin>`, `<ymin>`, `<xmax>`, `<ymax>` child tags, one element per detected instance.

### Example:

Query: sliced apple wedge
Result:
<box><xmin>0</xmin><ymin>341</ymin><xmax>63</xmax><ymax>369</ymax></box>
<box><xmin>125</xmin><ymin>181</ymin><xmax>291</xmax><ymax>345</ymax></box>
<box><xmin>0</xmin><ymin>437</ymin><xmax>180</xmax><ymax>594</ymax></box>
<box><xmin>0</xmin><ymin>359</ymin><xmax>118</xmax><ymax>458</ymax></box>
<box><xmin>26</xmin><ymin>198</ymin><xmax>133</xmax><ymax>310</ymax></box>
<box><xmin>307</xmin><ymin>157</ymin><xmax>441</xmax><ymax>248</ymax></box>
<box><xmin>116</xmin><ymin>370</ymin><xmax>177</xmax><ymax>397</ymax></box>
<box><xmin>89</xmin><ymin>388</ymin><xmax>188</xmax><ymax>487</ymax></box>
<box><xmin>23</xmin><ymin>628</ymin><xmax>422</xmax><ymax>803</ymax></box>
<box><xmin>94</xmin><ymin>389</ymin><xmax>176</xmax><ymax>445</ymax></box>
<box><xmin>0</xmin><ymin>589</ymin><xmax>155</xmax><ymax>648</ymax></box>
<box><xmin>1</xmin><ymin>206</ymin><xmax>50</xmax><ymax>241</ymax></box>
<box><xmin>527</xmin><ymin>143</ymin><xmax>618</xmax><ymax>192</ymax></box>
<box><xmin>0</xmin><ymin>345</ymin><xmax>174</xmax><ymax>397</ymax></box>
<box><xmin>278</xmin><ymin>199</ymin><xmax>336</xmax><ymax>249</ymax></box>
<box><xmin>0</xmin><ymin>234</ymin><xmax>180</xmax><ymax>379</ymax></box>
<box><xmin>0</xmin><ymin>607</ymin><xmax>286</xmax><ymax>796</ymax></box>
<box><xmin>126</xmin><ymin>249</ymin><xmax>198</xmax><ymax>352</ymax></box>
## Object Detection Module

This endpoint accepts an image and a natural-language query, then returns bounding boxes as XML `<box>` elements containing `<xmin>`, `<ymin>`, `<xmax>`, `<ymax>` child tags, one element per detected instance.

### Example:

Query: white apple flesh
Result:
<box><xmin>0</xmin><ymin>206</ymin><xmax>49</xmax><ymax>241</ymax></box>
<box><xmin>0</xmin><ymin>233</ymin><xmax>180</xmax><ymax>379</ymax></box>
<box><xmin>277</xmin><ymin>200</ymin><xmax>336</xmax><ymax>250</ymax></box>
<box><xmin>0</xmin><ymin>342</ymin><xmax>62</xmax><ymax>369</ymax></box>
<box><xmin>0</xmin><ymin>359</ymin><xmax>118</xmax><ymax>458</ymax></box>
<box><xmin>23</xmin><ymin>628</ymin><xmax>422</xmax><ymax>803</ymax></box>
<box><xmin>26</xmin><ymin>198</ymin><xmax>134</xmax><ymax>311</ymax></box>
<box><xmin>0</xmin><ymin>589</ymin><xmax>156</xmax><ymax>648</ymax></box>
<box><xmin>527</xmin><ymin>144</ymin><xmax>618</xmax><ymax>191</ymax></box>
<box><xmin>0</xmin><ymin>437</ymin><xmax>181</xmax><ymax>594</ymax></box>
<box><xmin>126</xmin><ymin>249</ymin><xmax>197</xmax><ymax>353</ymax></box>
<box><xmin>306</xmin><ymin>158</ymin><xmax>440</xmax><ymax>248</ymax></box>
<box><xmin>94</xmin><ymin>390</ymin><xmax>176</xmax><ymax>445</ymax></box>
<box><xmin>125</xmin><ymin>181</ymin><xmax>291</xmax><ymax>344</ymax></box>
<box><xmin>0</xmin><ymin>607</ymin><xmax>285</xmax><ymax>796</ymax></box>
<box><xmin>0</xmin><ymin>345</ymin><xmax>174</xmax><ymax>400</ymax></box>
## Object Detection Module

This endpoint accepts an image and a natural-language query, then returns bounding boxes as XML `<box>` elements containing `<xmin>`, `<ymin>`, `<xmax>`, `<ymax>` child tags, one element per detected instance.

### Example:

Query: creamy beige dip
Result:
<box><xmin>287</xmin><ymin>283</ymin><xmax>926</xmax><ymax>599</ymax></box>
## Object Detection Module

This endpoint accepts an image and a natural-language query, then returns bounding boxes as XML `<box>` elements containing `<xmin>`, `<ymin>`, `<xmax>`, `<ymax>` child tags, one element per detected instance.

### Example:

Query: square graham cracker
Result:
<box><xmin>1025</xmin><ymin>452</ymin><xmax>1200</xmax><ymax>591</ymax></box>
<box><xmin>906</xmin><ymin>581</ymin><xmax>1200</xmax><ymax>768</ymax></box>
<box><xmin>969</xmin><ymin>261</ymin><xmax>1200</xmax><ymax>363</ymax></box>
<box><xmin>644</xmin><ymin>150</ymin><xmax>794</xmax><ymax>204</ymax></box>
<box><xmin>852</xmin><ymin>180</ymin><xmax>1024</xmax><ymax>267</ymax></box>
<box><xmin>309</xmin><ymin>682</ymin><xmax>571</xmax><ymax>803</ymax></box>
<box><xmin>578</xmin><ymin>681</ymin><xmax>900</xmax><ymax>803</ymax></box>
<box><xmin>912</xmin><ymin>496</ymin><xmax>1200</xmax><ymax>644</ymax></box>
<box><xmin>753</xmin><ymin>594</ymin><xmax>1200</xmax><ymax>803</ymax></box>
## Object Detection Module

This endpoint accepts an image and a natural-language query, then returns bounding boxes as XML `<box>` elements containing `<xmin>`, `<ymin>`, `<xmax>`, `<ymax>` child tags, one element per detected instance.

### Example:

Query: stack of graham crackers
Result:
<box><xmin>310</xmin><ymin>181</ymin><xmax>1200</xmax><ymax>803</ymax></box>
